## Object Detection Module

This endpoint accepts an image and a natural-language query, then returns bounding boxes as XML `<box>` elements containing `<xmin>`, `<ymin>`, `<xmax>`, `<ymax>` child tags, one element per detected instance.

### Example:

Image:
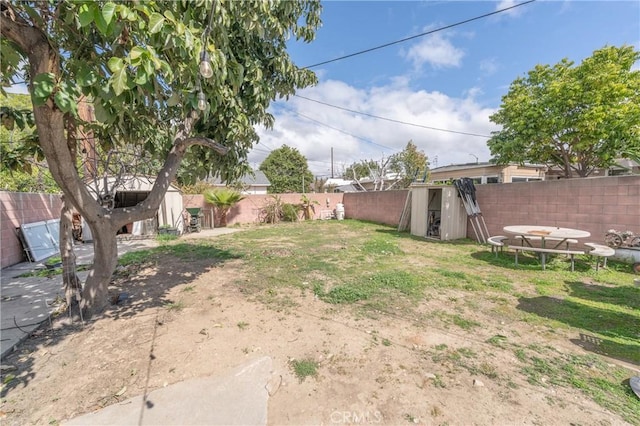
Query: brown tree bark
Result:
<box><xmin>60</xmin><ymin>197</ymin><xmax>82</xmax><ymax>309</ymax></box>
<box><xmin>1</xmin><ymin>5</ymin><xmax>228</xmax><ymax>316</ymax></box>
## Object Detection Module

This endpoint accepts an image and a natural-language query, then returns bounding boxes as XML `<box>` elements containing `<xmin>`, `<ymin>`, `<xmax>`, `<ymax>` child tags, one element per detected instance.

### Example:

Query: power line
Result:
<box><xmin>303</xmin><ymin>0</ymin><xmax>536</xmax><ymax>69</ymax></box>
<box><xmin>291</xmin><ymin>110</ymin><xmax>399</xmax><ymax>152</ymax></box>
<box><xmin>293</xmin><ymin>95</ymin><xmax>492</xmax><ymax>138</ymax></box>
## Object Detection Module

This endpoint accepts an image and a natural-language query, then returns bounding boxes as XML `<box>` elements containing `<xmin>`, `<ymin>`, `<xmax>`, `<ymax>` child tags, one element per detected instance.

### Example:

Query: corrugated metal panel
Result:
<box><xmin>410</xmin><ymin>184</ymin><xmax>467</xmax><ymax>241</ymax></box>
<box><xmin>410</xmin><ymin>185</ymin><xmax>428</xmax><ymax>237</ymax></box>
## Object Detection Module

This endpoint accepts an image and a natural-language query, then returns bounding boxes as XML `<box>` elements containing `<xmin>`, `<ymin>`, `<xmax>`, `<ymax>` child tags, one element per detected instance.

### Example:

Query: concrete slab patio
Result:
<box><xmin>63</xmin><ymin>356</ymin><xmax>273</xmax><ymax>426</ymax></box>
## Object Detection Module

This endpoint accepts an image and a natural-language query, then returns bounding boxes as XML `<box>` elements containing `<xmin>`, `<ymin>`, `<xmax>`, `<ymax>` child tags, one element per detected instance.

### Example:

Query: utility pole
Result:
<box><xmin>331</xmin><ymin>147</ymin><xmax>334</xmax><ymax>178</ymax></box>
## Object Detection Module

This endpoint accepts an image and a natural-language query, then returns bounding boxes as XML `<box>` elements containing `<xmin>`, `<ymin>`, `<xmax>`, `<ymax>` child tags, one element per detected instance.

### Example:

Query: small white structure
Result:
<box><xmin>410</xmin><ymin>184</ymin><xmax>467</xmax><ymax>241</ymax></box>
<box><xmin>85</xmin><ymin>175</ymin><xmax>184</xmax><ymax>237</ymax></box>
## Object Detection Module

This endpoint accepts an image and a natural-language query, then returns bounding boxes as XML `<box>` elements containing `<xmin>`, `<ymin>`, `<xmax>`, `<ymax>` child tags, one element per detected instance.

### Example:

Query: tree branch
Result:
<box><xmin>112</xmin><ymin>119</ymin><xmax>228</xmax><ymax>224</ymax></box>
<box><xmin>176</xmin><ymin>137</ymin><xmax>229</xmax><ymax>156</ymax></box>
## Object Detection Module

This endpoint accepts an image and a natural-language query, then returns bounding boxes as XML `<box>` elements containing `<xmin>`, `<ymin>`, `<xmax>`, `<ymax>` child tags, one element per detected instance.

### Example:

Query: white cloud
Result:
<box><xmin>495</xmin><ymin>0</ymin><xmax>525</xmax><ymax>17</ymax></box>
<box><xmin>402</xmin><ymin>33</ymin><xmax>465</xmax><ymax>69</ymax></box>
<box><xmin>252</xmin><ymin>79</ymin><xmax>499</xmax><ymax>177</ymax></box>
<box><xmin>479</xmin><ymin>58</ymin><xmax>499</xmax><ymax>76</ymax></box>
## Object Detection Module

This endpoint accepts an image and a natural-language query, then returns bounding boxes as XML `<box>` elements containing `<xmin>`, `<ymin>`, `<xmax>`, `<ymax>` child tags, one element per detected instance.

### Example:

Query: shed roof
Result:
<box><xmin>209</xmin><ymin>170</ymin><xmax>271</xmax><ymax>187</ymax></box>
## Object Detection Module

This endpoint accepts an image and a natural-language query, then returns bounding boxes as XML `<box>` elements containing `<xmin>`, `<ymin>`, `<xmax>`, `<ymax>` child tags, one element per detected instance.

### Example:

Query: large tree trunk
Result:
<box><xmin>80</xmin><ymin>221</ymin><xmax>118</xmax><ymax>316</ymax></box>
<box><xmin>60</xmin><ymin>198</ymin><xmax>82</xmax><ymax>309</ymax></box>
<box><xmin>2</xmin><ymin>7</ymin><xmax>228</xmax><ymax>317</ymax></box>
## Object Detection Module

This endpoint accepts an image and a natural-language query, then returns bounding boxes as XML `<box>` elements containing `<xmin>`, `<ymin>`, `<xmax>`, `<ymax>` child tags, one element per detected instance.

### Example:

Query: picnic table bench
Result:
<box><xmin>512</xmin><ymin>235</ymin><xmax>578</xmax><ymax>249</ymax></box>
<box><xmin>508</xmin><ymin>245</ymin><xmax>586</xmax><ymax>271</ymax></box>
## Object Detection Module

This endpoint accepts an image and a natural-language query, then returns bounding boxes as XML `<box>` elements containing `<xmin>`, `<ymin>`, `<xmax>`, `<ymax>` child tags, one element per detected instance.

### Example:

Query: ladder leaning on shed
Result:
<box><xmin>453</xmin><ymin>178</ymin><xmax>490</xmax><ymax>244</ymax></box>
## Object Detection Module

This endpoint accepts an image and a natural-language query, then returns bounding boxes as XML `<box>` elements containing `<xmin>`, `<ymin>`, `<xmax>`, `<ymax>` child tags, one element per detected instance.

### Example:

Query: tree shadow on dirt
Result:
<box><xmin>104</xmin><ymin>242</ymin><xmax>241</xmax><ymax>320</ymax></box>
<box><xmin>0</xmin><ymin>240</ymin><xmax>241</xmax><ymax>397</ymax></box>
<box><xmin>516</xmin><ymin>295</ymin><xmax>640</xmax><ymax>365</ymax></box>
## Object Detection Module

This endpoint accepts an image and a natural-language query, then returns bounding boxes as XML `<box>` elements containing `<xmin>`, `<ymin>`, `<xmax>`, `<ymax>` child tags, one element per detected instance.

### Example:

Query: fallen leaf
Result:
<box><xmin>115</xmin><ymin>386</ymin><xmax>127</xmax><ymax>397</ymax></box>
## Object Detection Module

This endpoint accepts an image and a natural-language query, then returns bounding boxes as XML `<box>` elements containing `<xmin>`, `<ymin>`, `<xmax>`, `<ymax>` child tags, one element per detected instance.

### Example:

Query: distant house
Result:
<box><xmin>324</xmin><ymin>178</ymin><xmax>360</xmax><ymax>193</ymax></box>
<box><xmin>324</xmin><ymin>176</ymin><xmax>403</xmax><ymax>192</ymax></box>
<box><xmin>209</xmin><ymin>170</ymin><xmax>271</xmax><ymax>194</ymax></box>
<box><xmin>428</xmin><ymin>162</ymin><xmax>546</xmax><ymax>184</ymax></box>
<box><xmin>545</xmin><ymin>158</ymin><xmax>640</xmax><ymax>179</ymax></box>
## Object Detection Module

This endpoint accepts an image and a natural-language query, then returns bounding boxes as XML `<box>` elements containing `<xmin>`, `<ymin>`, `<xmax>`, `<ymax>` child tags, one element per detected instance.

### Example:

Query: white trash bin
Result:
<box><xmin>335</xmin><ymin>203</ymin><xmax>345</xmax><ymax>220</ymax></box>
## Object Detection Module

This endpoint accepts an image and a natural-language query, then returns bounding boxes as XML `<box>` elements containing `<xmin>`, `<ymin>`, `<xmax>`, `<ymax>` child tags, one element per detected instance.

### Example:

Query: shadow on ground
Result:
<box><xmin>0</xmin><ymin>240</ymin><xmax>241</xmax><ymax>397</ymax></box>
<box><xmin>105</xmin><ymin>242</ymin><xmax>241</xmax><ymax>321</ymax></box>
<box><xmin>469</xmin><ymin>249</ymin><xmax>599</xmax><ymax>272</ymax></box>
<box><xmin>516</xmin><ymin>295</ymin><xmax>640</xmax><ymax>366</ymax></box>
<box><xmin>564</xmin><ymin>281</ymin><xmax>640</xmax><ymax>311</ymax></box>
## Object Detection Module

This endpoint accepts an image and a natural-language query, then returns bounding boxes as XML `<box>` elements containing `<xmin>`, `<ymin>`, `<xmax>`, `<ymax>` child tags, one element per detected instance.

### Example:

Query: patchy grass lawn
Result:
<box><xmin>3</xmin><ymin>220</ymin><xmax>639</xmax><ymax>425</ymax></box>
<box><xmin>215</xmin><ymin>220</ymin><xmax>640</xmax><ymax>423</ymax></box>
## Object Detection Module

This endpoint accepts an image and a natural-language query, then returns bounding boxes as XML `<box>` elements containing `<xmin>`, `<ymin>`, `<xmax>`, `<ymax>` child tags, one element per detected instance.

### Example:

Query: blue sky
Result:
<box><xmin>252</xmin><ymin>0</ymin><xmax>640</xmax><ymax>176</ymax></box>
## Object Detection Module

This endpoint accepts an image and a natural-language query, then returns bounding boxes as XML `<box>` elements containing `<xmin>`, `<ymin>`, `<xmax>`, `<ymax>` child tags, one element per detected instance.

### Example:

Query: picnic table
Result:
<box><xmin>502</xmin><ymin>225</ymin><xmax>591</xmax><ymax>271</ymax></box>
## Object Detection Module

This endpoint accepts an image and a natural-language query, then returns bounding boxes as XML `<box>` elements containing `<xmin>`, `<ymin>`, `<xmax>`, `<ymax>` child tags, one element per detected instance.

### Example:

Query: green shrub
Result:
<box><xmin>282</xmin><ymin>203</ymin><xmax>299</xmax><ymax>222</ymax></box>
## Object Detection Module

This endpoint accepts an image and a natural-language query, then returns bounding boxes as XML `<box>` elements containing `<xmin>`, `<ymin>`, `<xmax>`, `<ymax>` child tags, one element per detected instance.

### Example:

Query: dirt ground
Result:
<box><xmin>0</xmin><ymin>234</ymin><xmax>636</xmax><ymax>425</ymax></box>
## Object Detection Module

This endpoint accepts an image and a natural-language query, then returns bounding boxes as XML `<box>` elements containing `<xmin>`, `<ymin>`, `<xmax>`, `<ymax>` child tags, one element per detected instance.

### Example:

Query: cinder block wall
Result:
<box><xmin>343</xmin><ymin>190</ymin><xmax>409</xmax><ymax>227</ymax></box>
<box><xmin>474</xmin><ymin>175</ymin><xmax>640</xmax><ymax>243</ymax></box>
<box><xmin>1</xmin><ymin>192</ymin><xmax>63</xmax><ymax>268</ymax></box>
<box><xmin>3</xmin><ymin>176</ymin><xmax>637</xmax><ymax>268</ymax></box>
<box><xmin>183</xmin><ymin>193</ymin><xmax>345</xmax><ymax>227</ymax></box>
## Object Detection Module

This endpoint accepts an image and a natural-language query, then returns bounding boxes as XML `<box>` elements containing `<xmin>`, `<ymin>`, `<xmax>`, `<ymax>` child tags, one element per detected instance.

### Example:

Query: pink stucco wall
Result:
<box><xmin>1</xmin><ymin>192</ymin><xmax>63</xmax><ymax>268</ymax></box>
<box><xmin>2</xmin><ymin>176</ymin><xmax>638</xmax><ymax>268</ymax></box>
<box><xmin>183</xmin><ymin>193</ymin><xmax>345</xmax><ymax>226</ymax></box>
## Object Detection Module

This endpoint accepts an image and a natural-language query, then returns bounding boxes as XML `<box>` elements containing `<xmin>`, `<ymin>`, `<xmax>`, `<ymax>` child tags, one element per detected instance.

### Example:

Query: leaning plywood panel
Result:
<box><xmin>20</xmin><ymin>220</ymin><xmax>60</xmax><ymax>262</ymax></box>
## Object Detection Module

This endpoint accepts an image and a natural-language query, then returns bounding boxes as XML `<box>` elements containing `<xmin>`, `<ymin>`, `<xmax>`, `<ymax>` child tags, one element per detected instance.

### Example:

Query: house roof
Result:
<box><xmin>209</xmin><ymin>170</ymin><xmax>271</xmax><ymax>187</ymax></box>
<box><xmin>430</xmin><ymin>162</ymin><xmax>545</xmax><ymax>174</ymax></box>
<box><xmin>324</xmin><ymin>178</ymin><xmax>353</xmax><ymax>187</ymax></box>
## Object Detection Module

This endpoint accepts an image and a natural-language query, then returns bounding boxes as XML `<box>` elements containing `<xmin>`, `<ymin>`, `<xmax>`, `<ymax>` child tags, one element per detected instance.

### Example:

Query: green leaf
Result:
<box><xmin>32</xmin><ymin>73</ymin><xmax>56</xmax><ymax>106</ymax></box>
<box><xmin>166</xmin><ymin>91</ymin><xmax>180</xmax><ymax>107</ymax></box>
<box><xmin>228</xmin><ymin>61</ymin><xmax>245</xmax><ymax>93</ymax></box>
<box><xmin>129</xmin><ymin>46</ymin><xmax>146</xmax><ymax>61</ymax></box>
<box><xmin>94</xmin><ymin>6</ymin><xmax>108</xmax><ymax>34</ymax></box>
<box><xmin>78</xmin><ymin>3</ymin><xmax>95</xmax><ymax>27</ymax></box>
<box><xmin>108</xmin><ymin>57</ymin><xmax>124</xmax><ymax>73</ymax></box>
<box><xmin>163</xmin><ymin>10</ymin><xmax>175</xmax><ymax>22</ymax></box>
<box><xmin>143</xmin><ymin>60</ymin><xmax>154</xmax><ymax>76</ymax></box>
<box><xmin>111</xmin><ymin>67</ymin><xmax>128</xmax><ymax>96</ymax></box>
<box><xmin>93</xmin><ymin>101</ymin><xmax>112</xmax><ymax>123</ymax></box>
<box><xmin>54</xmin><ymin>90</ymin><xmax>78</xmax><ymax>116</ymax></box>
<box><xmin>102</xmin><ymin>2</ymin><xmax>117</xmax><ymax>26</ymax></box>
<box><xmin>148</xmin><ymin>12</ymin><xmax>165</xmax><ymax>34</ymax></box>
<box><xmin>76</xmin><ymin>66</ymin><xmax>98</xmax><ymax>87</ymax></box>
<box><xmin>134</xmin><ymin>69</ymin><xmax>148</xmax><ymax>85</ymax></box>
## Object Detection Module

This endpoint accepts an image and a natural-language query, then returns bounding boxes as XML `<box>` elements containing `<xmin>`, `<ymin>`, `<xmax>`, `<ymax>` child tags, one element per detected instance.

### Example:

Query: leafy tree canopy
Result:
<box><xmin>389</xmin><ymin>140</ymin><xmax>428</xmax><ymax>187</ymax></box>
<box><xmin>343</xmin><ymin>159</ymin><xmax>379</xmax><ymax>180</ymax></box>
<box><xmin>0</xmin><ymin>0</ymin><xmax>321</xmax><ymax>313</ymax></box>
<box><xmin>0</xmin><ymin>93</ymin><xmax>59</xmax><ymax>192</ymax></box>
<box><xmin>488</xmin><ymin>45</ymin><xmax>640</xmax><ymax>178</ymax></box>
<box><xmin>259</xmin><ymin>144</ymin><xmax>313</xmax><ymax>193</ymax></box>
<box><xmin>342</xmin><ymin>141</ymin><xmax>428</xmax><ymax>189</ymax></box>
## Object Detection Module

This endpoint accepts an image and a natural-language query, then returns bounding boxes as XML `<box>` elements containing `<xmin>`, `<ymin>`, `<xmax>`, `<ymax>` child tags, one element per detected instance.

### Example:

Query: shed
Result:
<box><xmin>83</xmin><ymin>175</ymin><xmax>184</xmax><ymax>240</ymax></box>
<box><xmin>409</xmin><ymin>184</ymin><xmax>467</xmax><ymax>241</ymax></box>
